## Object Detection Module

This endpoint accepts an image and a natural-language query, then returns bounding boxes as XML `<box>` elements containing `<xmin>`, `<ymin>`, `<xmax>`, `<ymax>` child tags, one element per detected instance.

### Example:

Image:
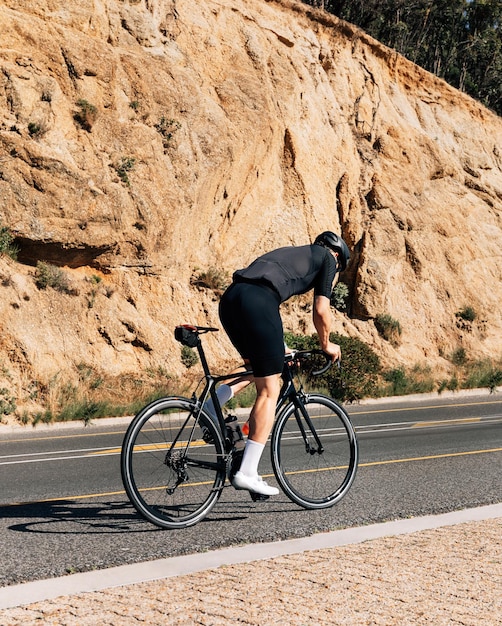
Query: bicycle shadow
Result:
<box><xmin>0</xmin><ymin>495</ymin><xmax>274</xmax><ymax>534</ymax></box>
<box><xmin>0</xmin><ymin>499</ymin><xmax>158</xmax><ymax>535</ymax></box>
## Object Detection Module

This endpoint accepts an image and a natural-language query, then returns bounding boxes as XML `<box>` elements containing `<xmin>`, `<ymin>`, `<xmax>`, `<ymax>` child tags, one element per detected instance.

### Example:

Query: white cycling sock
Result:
<box><xmin>204</xmin><ymin>384</ymin><xmax>234</xmax><ymax>420</ymax></box>
<box><xmin>239</xmin><ymin>439</ymin><xmax>265</xmax><ymax>477</ymax></box>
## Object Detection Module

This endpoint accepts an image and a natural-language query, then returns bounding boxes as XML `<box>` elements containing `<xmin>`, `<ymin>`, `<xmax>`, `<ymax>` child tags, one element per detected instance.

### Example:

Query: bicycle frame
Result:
<box><xmin>188</xmin><ymin>337</ymin><xmax>325</xmax><ymax>457</ymax></box>
<box><xmin>188</xmin><ymin>338</ymin><xmax>253</xmax><ymax>452</ymax></box>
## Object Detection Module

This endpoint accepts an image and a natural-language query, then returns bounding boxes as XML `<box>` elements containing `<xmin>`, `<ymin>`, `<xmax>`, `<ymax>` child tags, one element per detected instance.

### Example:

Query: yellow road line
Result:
<box><xmin>359</xmin><ymin>447</ymin><xmax>502</xmax><ymax>467</ymax></box>
<box><xmin>412</xmin><ymin>417</ymin><xmax>481</xmax><ymax>428</ymax></box>
<box><xmin>91</xmin><ymin>440</ymin><xmax>206</xmax><ymax>455</ymax></box>
<box><xmin>2</xmin><ymin>447</ymin><xmax>500</xmax><ymax>508</ymax></box>
<box><xmin>350</xmin><ymin>399</ymin><xmax>502</xmax><ymax>416</ymax></box>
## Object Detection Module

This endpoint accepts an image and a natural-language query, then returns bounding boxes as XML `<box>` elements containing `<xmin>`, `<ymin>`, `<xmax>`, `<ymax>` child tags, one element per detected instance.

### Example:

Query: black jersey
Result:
<box><xmin>233</xmin><ymin>245</ymin><xmax>338</xmax><ymax>303</ymax></box>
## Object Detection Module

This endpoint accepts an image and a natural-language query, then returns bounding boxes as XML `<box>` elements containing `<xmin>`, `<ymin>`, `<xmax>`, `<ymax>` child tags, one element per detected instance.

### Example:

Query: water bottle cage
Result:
<box><xmin>225</xmin><ymin>415</ymin><xmax>244</xmax><ymax>447</ymax></box>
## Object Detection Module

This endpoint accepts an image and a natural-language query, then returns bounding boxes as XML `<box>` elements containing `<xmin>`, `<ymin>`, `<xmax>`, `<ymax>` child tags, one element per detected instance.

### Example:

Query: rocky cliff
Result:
<box><xmin>1</xmin><ymin>0</ymin><xmax>501</xmax><ymax>415</ymax></box>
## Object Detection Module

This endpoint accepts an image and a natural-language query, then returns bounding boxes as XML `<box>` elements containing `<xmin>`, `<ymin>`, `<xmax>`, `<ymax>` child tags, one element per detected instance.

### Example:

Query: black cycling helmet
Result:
<box><xmin>314</xmin><ymin>231</ymin><xmax>350</xmax><ymax>271</ymax></box>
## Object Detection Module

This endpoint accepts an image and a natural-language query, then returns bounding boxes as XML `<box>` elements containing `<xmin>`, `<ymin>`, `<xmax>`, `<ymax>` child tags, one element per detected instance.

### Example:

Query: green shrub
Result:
<box><xmin>438</xmin><ymin>376</ymin><xmax>459</xmax><ymax>393</ymax></box>
<box><xmin>384</xmin><ymin>367</ymin><xmax>408</xmax><ymax>395</ymax></box>
<box><xmin>114</xmin><ymin>157</ymin><xmax>136</xmax><ymax>186</ymax></box>
<box><xmin>463</xmin><ymin>360</ymin><xmax>502</xmax><ymax>392</ymax></box>
<box><xmin>283</xmin><ymin>331</ymin><xmax>382</xmax><ymax>402</ymax></box>
<box><xmin>74</xmin><ymin>99</ymin><xmax>98</xmax><ymax>131</ymax></box>
<box><xmin>28</xmin><ymin>122</ymin><xmax>46</xmax><ymax>137</ymax></box>
<box><xmin>330</xmin><ymin>282</ymin><xmax>349</xmax><ymax>311</ymax></box>
<box><xmin>375</xmin><ymin>313</ymin><xmax>402</xmax><ymax>346</ymax></box>
<box><xmin>450</xmin><ymin>347</ymin><xmax>467</xmax><ymax>366</ymax></box>
<box><xmin>0</xmin><ymin>224</ymin><xmax>19</xmax><ymax>260</ymax></box>
<box><xmin>181</xmin><ymin>345</ymin><xmax>199</xmax><ymax>369</ymax></box>
<box><xmin>154</xmin><ymin>117</ymin><xmax>181</xmax><ymax>149</ymax></box>
<box><xmin>0</xmin><ymin>387</ymin><xmax>16</xmax><ymax>415</ymax></box>
<box><xmin>456</xmin><ymin>306</ymin><xmax>477</xmax><ymax>322</ymax></box>
<box><xmin>34</xmin><ymin>261</ymin><xmax>73</xmax><ymax>293</ymax></box>
<box><xmin>383</xmin><ymin>365</ymin><xmax>434</xmax><ymax>396</ymax></box>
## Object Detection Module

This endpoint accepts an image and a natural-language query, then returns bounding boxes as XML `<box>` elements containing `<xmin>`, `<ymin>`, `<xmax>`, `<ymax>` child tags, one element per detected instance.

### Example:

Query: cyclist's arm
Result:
<box><xmin>313</xmin><ymin>295</ymin><xmax>341</xmax><ymax>361</ymax></box>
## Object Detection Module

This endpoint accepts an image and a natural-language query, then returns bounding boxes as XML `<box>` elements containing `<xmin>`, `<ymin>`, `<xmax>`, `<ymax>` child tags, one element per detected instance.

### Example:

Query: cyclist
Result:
<box><xmin>218</xmin><ymin>231</ymin><xmax>350</xmax><ymax>496</ymax></box>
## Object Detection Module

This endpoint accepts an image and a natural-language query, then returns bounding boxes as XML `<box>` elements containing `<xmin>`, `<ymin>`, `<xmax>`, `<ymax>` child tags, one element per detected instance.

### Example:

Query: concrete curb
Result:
<box><xmin>1</xmin><ymin>387</ymin><xmax>498</xmax><ymax>434</ymax></box>
<box><xmin>1</xmin><ymin>503</ymin><xmax>501</xmax><ymax>610</ymax></box>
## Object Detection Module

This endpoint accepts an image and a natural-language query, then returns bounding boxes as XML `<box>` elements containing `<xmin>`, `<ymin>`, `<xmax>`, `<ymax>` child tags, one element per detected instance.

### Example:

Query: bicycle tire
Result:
<box><xmin>271</xmin><ymin>394</ymin><xmax>358</xmax><ymax>509</ymax></box>
<box><xmin>121</xmin><ymin>397</ymin><xmax>226</xmax><ymax>529</ymax></box>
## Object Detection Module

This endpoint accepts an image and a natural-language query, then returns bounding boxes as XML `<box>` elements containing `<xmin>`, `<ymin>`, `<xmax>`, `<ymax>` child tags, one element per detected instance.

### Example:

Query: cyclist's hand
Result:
<box><xmin>324</xmin><ymin>341</ymin><xmax>341</xmax><ymax>363</ymax></box>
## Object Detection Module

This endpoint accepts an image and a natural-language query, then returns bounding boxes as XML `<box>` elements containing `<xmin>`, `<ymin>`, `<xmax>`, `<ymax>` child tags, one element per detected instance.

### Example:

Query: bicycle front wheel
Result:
<box><xmin>121</xmin><ymin>397</ymin><xmax>226</xmax><ymax>529</ymax></box>
<box><xmin>271</xmin><ymin>394</ymin><xmax>358</xmax><ymax>509</ymax></box>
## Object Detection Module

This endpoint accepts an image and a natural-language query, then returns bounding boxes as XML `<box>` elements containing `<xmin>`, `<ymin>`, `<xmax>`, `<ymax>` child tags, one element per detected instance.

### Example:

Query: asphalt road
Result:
<box><xmin>1</xmin><ymin>390</ymin><xmax>501</xmax><ymax>586</ymax></box>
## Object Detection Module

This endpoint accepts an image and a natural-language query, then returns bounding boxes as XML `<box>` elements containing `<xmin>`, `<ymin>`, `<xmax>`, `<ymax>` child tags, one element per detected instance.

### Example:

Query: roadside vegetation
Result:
<box><xmin>14</xmin><ymin>365</ymin><xmax>191</xmax><ymax>427</ymax></box>
<box><xmin>4</xmin><ymin>331</ymin><xmax>501</xmax><ymax>426</ymax></box>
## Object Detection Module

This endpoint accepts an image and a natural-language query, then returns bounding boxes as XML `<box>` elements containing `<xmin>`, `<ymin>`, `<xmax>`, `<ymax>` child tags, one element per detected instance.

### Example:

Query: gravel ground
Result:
<box><xmin>0</xmin><ymin>517</ymin><xmax>500</xmax><ymax>625</ymax></box>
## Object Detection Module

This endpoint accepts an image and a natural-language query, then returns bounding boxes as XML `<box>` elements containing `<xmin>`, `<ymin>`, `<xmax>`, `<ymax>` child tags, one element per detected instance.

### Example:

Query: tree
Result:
<box><xmin>302</xmin><ymin>0</ymin><xmax>501</xmax><ymax>115</ymax></box>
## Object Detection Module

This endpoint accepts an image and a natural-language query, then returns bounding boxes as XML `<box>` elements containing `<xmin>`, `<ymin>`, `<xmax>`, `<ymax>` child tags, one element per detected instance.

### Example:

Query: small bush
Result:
<box><xmin>456</xmin><ymin>306</ymin><xmax>477</xmax><ymax>322</ymax></box>
<box><xmin>28</xmin><ymin>122</ymin><xmax>46</xmax><ymax>138</ymax></box>
<box><xmin>20</xmin><ymin>367</ymin><xmax>185</xmax><ymax>426</ymax></box>
<box><xmin>438</xmin><ymin>377</ymin><xmax>459</xmax><ymax>393</ymax></box>
<box><xmin>375</xmin><ymin>313</ymin><xmax>402</xmax><ymax>347</ymax></box>
<box><xmin>331</xmin><ymin>282</ymin><xmax>349</xmax><ymax>311</ymax></box>
<box><xmin>283</xmin><ymin>331</ymin><xmax>382</xmax><ymax>402</ymax></box>
<box><xmin>450</xmin><ymin>347</ymin><xmax>467</xmax><ymax>366</ymax></box>
<box><xmin>181</xmin><ymin>346</ymin><xmax>199</xmax><ymax>369</ymax></box>
<box><xmin>0</xmin><ymin>224</ymin><xmax>19</xmax><ymax>260</ymax></box>
<box><xmin>34</xmin><ymin>261</ymin><xmax>73</xmax><ymax>293</ymax></box>
<box><xmin>86</xmin><ymin>274</ymin><xmax>102</xmax><ymax>308</ymax></box>
<box><xmin>384</xmin><ymin>367</ymin><xmax>407</xmax><ymax>395</ymax></box>
<box><xmin>114</xmin><ymin>157</ymin><xmax>136</xmax><ymax>186</ymax></box>
<box><xmin>0</xmin><ymin>387</ymin><xmax>16</xmax><ymax>415</ymax></box>
<box><xmin>191</xmin><ymin>267</ymin><xmax>230</xmax><ymax>292</ymax></box>
<box><xmin>383</xmin><ymin>365</ymin><xmax>434</xmax><ymax>396</ymax></box>
<box><xmin>74</xmin><ymin>99</ymin><xmax>98</xmax><ymax>131</ymax></box>
<box><xmin>154</xmin><ymin>117</ymin><xmax>181</xmax><ymax>149</ymax></box>
<box><xmin>463</xmin><ymin>360</ymin><xmax>502</xmax><ymax>392</ymax></box>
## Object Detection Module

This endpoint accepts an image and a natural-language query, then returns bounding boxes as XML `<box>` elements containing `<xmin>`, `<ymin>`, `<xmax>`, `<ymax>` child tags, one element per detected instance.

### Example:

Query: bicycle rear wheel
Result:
<box><xmin>121</xmin><ymin>397</ymin><xmax>226</xmax><ymax>529</ymax></box>
<box><xmin>271</xmin><ymin>394</ymin><xmax>358</xmax><ymax>509</ymax></box>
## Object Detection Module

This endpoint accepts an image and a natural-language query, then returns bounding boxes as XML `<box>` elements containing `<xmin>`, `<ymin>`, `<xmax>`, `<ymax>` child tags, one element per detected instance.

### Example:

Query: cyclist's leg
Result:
<box><xmin>232</xmin><ymin>373</ymin><xmax>281</xmax><ymax>495</ymax></box>
<box><xmin>219</xmin><ymin>282</ymin><xmax>284</xmax><ymax>495</ymax></box>
<box><xmin>203</xmin><ymin>365</ymin><xmax>253</xmax><ymax>421</ymax></box>
<box><xmin>246</xmin><ymin>373</ymin><xmax>281</xmax><ymax>444</ymax></box>
<box><xmin>233</xmin><ymin>364</ymin><xmax>283</xmax><ymax>496</ymax></box>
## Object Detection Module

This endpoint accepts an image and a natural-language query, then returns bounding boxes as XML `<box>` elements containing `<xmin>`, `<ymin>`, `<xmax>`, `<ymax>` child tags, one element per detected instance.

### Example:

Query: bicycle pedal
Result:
<box><xmin>249</xmin><ymin>492</ymin><xmax>270</xmax><ymax>502</ymax></box>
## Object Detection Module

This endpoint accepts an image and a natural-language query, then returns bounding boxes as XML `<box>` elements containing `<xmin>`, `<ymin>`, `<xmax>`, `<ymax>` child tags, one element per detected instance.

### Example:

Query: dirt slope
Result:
<box><xmin>0</xmin><ymin>0</ymin><xmax>501</xmax><ymax>415</ymax></box>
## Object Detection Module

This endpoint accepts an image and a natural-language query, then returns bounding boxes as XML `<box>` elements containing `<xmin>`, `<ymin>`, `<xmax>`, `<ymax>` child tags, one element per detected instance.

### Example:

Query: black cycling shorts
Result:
<box><xmin>219</xmin><ymin>281</ymin><xmax>284</xmax><ymax>377</ymax></box>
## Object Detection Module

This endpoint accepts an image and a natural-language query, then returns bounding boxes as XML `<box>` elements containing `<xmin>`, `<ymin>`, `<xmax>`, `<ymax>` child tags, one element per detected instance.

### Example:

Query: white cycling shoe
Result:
<box><xmin>232</xmin><ymin>471</ymin><xmax>279</xmax><ymax>496</ymax></box>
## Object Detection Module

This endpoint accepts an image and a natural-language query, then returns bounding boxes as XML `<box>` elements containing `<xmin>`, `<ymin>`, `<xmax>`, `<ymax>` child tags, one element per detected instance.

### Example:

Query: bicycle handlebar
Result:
<box><xmin>286</xmin><ymin>349</ymin><xmax>335</xmax><ymax>376</ymax></box>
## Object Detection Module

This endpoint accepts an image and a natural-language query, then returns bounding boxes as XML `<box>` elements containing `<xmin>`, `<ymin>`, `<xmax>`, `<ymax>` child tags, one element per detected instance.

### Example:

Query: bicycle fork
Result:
<box><xmin>291</xmin><ymin>393</ymin><xmax>324</xmax><ymax>455</ymax></box>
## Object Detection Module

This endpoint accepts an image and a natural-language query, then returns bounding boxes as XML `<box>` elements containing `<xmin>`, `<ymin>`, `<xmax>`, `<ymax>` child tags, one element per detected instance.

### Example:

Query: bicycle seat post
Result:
<box><xmin>194</xmin><ymin>334</ymin><xmax>211</xmax><ymax>379</ymax></box>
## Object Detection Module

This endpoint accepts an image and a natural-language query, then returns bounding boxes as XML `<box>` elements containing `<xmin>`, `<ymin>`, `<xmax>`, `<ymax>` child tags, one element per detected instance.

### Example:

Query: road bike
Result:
<box><xmin>121</xmin><ymin>325</ymin><xmax>359</xmax><ymax>529</ymax></box>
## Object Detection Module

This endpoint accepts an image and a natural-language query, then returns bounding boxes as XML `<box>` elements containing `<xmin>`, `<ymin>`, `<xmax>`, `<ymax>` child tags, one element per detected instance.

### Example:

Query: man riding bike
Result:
<box><xmin>218</xmin><ymin>231</ymin><xmax>350</xmax><ymax>496</ymax></box>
